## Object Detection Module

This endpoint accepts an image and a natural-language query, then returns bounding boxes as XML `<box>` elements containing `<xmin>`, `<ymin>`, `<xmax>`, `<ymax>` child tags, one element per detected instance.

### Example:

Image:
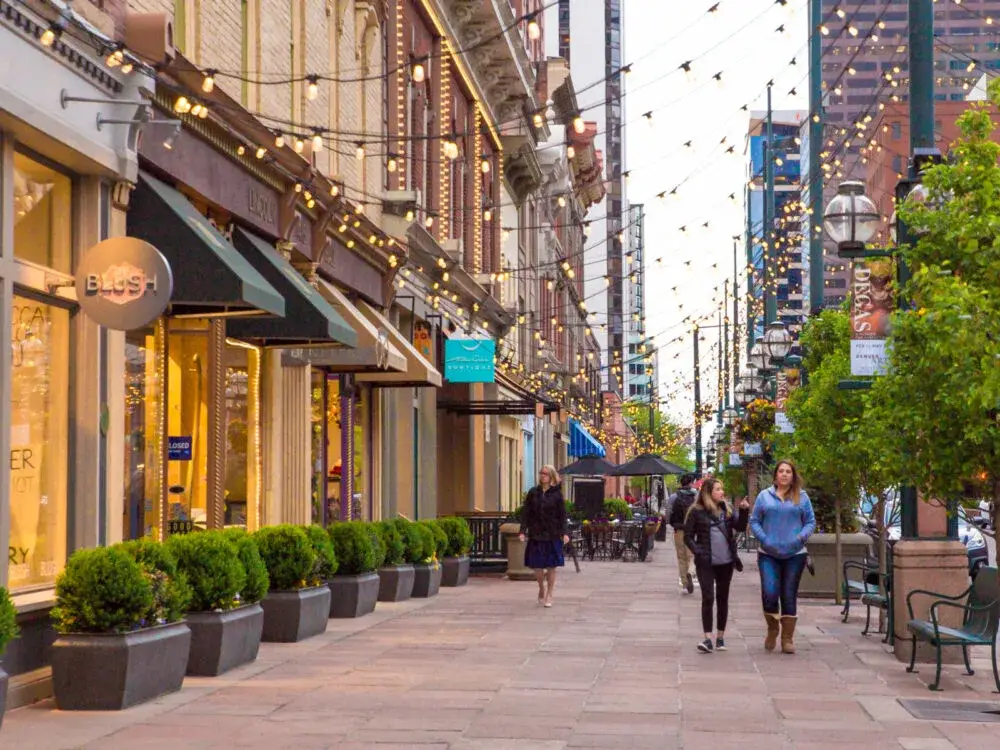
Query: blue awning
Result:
<box><xmin>569</xmin><ymin>419</ymin><xmax>606</xmax><ymax>458</ymax></box>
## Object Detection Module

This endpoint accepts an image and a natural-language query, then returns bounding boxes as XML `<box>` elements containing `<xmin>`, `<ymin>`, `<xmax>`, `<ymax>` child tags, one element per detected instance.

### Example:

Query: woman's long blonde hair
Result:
<box><xmin>686</xmin><ymin>477</ymin><xmax>729</xmax><ymax>522</ymax></box>
<box><xmin>773</xmin><ymin>459</ymin><xmax>803</xmax><ymax>504</ymax></box>
<box><xmin>540</xmin><ymin>464</ymin><xmax>560</xmax><ymax>486</ymax></box>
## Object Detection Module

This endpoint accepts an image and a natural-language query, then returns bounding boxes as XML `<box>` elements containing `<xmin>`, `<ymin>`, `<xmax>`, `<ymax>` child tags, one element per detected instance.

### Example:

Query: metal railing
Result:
<box><xmin>456</xmin><ymin>512</ymin><xmax>512</xmax><ymax>568</ymax></box>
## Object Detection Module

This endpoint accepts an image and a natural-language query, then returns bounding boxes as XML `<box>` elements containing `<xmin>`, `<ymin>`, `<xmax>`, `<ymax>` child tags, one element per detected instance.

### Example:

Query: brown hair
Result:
<box><xmin>687</xmin><ymin>477</ymin><xmax>729</xmax><ymax>522</ymax></box>
<box><xmin>772</xmin><ymin>459</ymin><xmax>803</xmax><ymax>504</ymax></box>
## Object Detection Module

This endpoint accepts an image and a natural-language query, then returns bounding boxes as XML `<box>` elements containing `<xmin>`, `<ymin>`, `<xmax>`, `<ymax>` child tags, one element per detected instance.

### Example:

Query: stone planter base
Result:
<box><xmin>378</xmin><ymin>565</ymin><xmax>415</xmax><ymax>602</ymax></box>
<box><xmin>801</xmin><ymin>532</ymin><xmax>873</xmax><ymax>598</ymax></box>
<box><xmin>412</xmin><ymin>562</ymin><xmax>442</xmax><ymax>598</ymax></box>
<box><xmin>52</xmin><ymin>622</ymin><xmax>191</xmax><ymax>710</ymax></box>
<box><xmin>329</xmin><ymin>572</ymin><xmax>380</xmax><ymax>618</ymax></box>
<box><xmin>440</xmin><ymin>556</ymin><xmax>470</xmax><ymax>587</ymax></box>
<box><xmin>185</xmin><ymin>603</ymin><xmax>264</xmax><ymax>676</ymax></box>
<box><xmin>261</xmin><ymin>586</ymin><xmax>331</xmax><ymax>642</ymax></box>
<box><xmin>0</xmin><ymin>664</ymin><xmax>7</xmax><ymax>728</ymax></box>
<box><xmin>500</xmin><ymin>522</ymin><xmax>534</xmax><ymax>581</ymax></box>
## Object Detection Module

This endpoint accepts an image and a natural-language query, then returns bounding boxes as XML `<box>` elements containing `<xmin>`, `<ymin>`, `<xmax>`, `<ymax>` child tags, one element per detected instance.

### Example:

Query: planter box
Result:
<box><xmin>802</xmin><ymin>532</ymin><xmax>874</xmax><ymax>598</ymax></box>
<box><xmin>441</xmin><ymin>556</ymin><xmax>470</xmax><ymax>587</ymax></box>
<box><xmin>412</xmin><ymin>562</ymin><xmax>442</xmax><ymax>598</ymax></box>
<box><xmin>500</xmin><ymin>522</ymin><xmax>534</xmax><ymax>581</ymax></box>
<box><xmin>185</xmin><ymin>603</ymin><xmax>264</xmax><ymax>676</ymax></box>
<box><xmin>378</xmin><ymin>565</ymin><xmax>415</xmax><ymax>602</ymax></box>
<box><xmin>0</xmin><ymin>664</ymin><xmax>7</xmax><ymax>729</ymax></box>
<box><xmin>329</xmin><ymin>572</ymin><xmax>380</xmax><ymax>618</ymax></box>
<box><xmin>52</xmin><ymin>621</ymin><xmax>191</xmax><ymax>710</ymax></box>
<box><xmin>261</xmin><ymin>586</ymin><xmax>331</xmax><ymax>642</ymax></box>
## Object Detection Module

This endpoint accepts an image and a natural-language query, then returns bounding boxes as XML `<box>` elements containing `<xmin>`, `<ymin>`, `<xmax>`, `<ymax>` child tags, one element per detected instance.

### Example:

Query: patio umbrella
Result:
<box><xmin>613</xmin><ymin>453</ymin><xmax>687</xmax><ymax>476</ymax></box>
<box><xmin>561</xmin><ymin>455</ymin><xmax>619</xmax><ymax>476</ymax></box>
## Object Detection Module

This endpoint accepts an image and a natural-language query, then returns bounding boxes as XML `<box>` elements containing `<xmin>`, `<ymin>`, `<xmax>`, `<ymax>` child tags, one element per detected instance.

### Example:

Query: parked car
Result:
<box><xmin>857</xmin><ymin>492</ymin><xmax>989</xmax><ymax>577</ymax></box>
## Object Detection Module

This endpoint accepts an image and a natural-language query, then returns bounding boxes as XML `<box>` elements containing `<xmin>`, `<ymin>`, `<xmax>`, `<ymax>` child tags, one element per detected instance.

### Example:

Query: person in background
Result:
<box><xmin>668</xmin><ymin>474</ymin><xmax>698</xmax><ymax>594</ymax></box>
<box><xmin>750</xmin><ymin>459</ymin><xmax>816</xmax><ymax>655</ymax></box>
<box><xmin>684</xmin><ymin>477</ymin><xmax>749</xmax><ymax>653</ymax></box>
<box><xmin>519</xmin><ymin>465</ymin><xmax>569</xmax><ymax>608</ymax></box>
<box><xmin>624</xmin><ymin>490</ymin><xmax>636</xmax><ymax>506</ymax></box>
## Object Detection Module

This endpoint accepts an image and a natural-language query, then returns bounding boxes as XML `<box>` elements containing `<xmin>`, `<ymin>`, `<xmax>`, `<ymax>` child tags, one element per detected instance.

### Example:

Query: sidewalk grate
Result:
<box><xmin>898</xmin><ymin>698</ymin><xmax>1000</xmax><ymax>722</ymax></box>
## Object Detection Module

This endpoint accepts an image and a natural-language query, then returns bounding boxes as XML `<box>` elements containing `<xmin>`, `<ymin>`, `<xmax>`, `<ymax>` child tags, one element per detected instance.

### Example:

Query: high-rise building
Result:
<box><xmin>817</xmin><ymin>0</ymin><xmax>1000</xmax><ymax>307</ymax></box>
<box><xmin>547</xmin><ymin>0</ymin><xmax>627</xmax><ymax>394</ymax></box>
<box><xmin>746</xmin><ymin>111</ymin><xmax>808</xmax><ymax>350</ymax></box>
<box><xmin>624</xmin><ymin>204</ymin><xmax>654</xmax><ymax>401</ymax></box>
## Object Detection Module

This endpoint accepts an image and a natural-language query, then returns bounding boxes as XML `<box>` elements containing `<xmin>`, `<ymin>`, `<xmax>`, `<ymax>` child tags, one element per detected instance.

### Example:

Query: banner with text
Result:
<box><xmin>850</xmin><ymin>258</ymin><xmax>894</xmax><ymax>376</ymax></box>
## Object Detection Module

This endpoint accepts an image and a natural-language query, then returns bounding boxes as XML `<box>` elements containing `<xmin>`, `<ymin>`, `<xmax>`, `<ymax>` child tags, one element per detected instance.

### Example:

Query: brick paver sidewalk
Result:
<box><xmin>4</xmin><ymin>537</ymin><xmax>998</xmax><ymax>749</ymax></box>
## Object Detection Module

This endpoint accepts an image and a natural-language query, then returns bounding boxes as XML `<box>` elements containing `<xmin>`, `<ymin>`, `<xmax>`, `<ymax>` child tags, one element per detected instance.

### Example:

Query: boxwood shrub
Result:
<box><xmin>413</xmin><ymin>522</ymin><xmax>436</xmax><ymax>563</ymax></box>
<box><xmin>222</xmin><ymin>529</ymin><xmax>269</xmax><ymax>603</ymax></box>
<box><xmin>253</xmin><ymin>525</ymin><xmax>316</xmax><ymax>591</ymax></box>
<box><xmin>167</xmin><ymin>532</ymin><xmax>246</xmax><ymax>612</ymax></box>
<box><xmin>374</xmin><ymin>520</ymin><xmax>406</xmax><ymax>566</ymax></box>
<box><xmin>303</xmin><ymin>525</ymin><xmax>339</xmax><ymax>584</ymax></box>
<box><xmin>51</xmin><ymin>546</ymin><xmax>155</xmax><ymax>634</ymax></box>
<box><xmin>420</xmin><ymin>520</ymin><xmax>448</xmax><ymax>560</ymax></box>
<box><xmin>0</xmin><ymin>586</ymin><xmax>19</xmax><ymax>655</ymax></box>
<box><xmin>117</xmin><ymin>539</ymin><xmax>191</xmax><ymax>624</ymax></box>
<box><xmin>367</xmin><ymin>523</ymin><xmax>387</xmax><ymax>569</ymax></box>
<box><xmin>436</xmin><ymin>517</ymin><xmax>474</xmax><ymax>557</ymax></box>
<box><xmin>390</xmin><ymin>518</ymin><xmax>425</xmax><ymax>565</ymax></box>
<box><xmin>327</xmin><ymin>521</ymin><xmax>378</xmax><ymax>575</ymax></box>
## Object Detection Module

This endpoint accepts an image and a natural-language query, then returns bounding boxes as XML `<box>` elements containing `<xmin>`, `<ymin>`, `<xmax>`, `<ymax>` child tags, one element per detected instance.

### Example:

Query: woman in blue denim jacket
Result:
<box><xmin>749</xmin><ymin>459</ymin><xmax>816</xmax><ymax>655</ymax></box>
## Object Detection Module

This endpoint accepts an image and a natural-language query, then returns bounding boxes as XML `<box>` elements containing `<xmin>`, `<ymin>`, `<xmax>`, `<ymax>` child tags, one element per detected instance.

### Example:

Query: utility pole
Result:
<box><xmin>732</xmin><ymin>236</ymin><xmax>740</xmax><ymax>406</ymax></box>
<box><xmin>764</xmin><ymin>82</ymin><xmax>778</xmax><ymax>326</ymax></box>
<box><xmin>723</xmin><ymin>280</ymin><xmax>730</xmax><ymax>409</ymax></box>
<box><xmin>693</xmin><ymin>325</ymin><xmax>702</xmax><ymax>476</ymax></box>
<box><xmin>899</xmin><ymin>0</ymin><xmax>935</xmax><ymax>540</ymax></box>
<box><xmin>717</xmin><ymin>310</ymin><xmax>724</xmax><ymax>423</ymax></box>
<box><xmin>808</xmin><ymin>0</ymin><xmax>825</xmax><ymax>314</ymax></box>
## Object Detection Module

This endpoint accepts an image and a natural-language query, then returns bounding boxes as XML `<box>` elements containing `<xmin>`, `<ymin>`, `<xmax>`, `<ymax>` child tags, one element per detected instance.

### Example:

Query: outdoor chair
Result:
<box><xmin>843</xmin><ymin>552</ymin><xmax>894</xmax><ymax>644</ymax></box>
<box><xmin>905</xmin><ymin>566</ymin><xmax>1000</xmax><ymax>692</ymax></box>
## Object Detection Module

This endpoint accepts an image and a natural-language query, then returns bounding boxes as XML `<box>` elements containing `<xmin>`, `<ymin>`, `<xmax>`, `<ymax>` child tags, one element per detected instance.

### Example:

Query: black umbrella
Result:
<box><xmin>561</xmin><ymin>455</ymin><xmax>619</xmax><ymax>476</ymax></box>
<box><xmin>613</xmin><ymin>453</ymin><xmax>687</xmax><ymax>476</ymax></box>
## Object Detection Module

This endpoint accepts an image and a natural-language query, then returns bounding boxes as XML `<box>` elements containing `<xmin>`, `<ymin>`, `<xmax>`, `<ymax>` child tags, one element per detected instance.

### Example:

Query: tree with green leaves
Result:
<box><xmin>864</xmin><ymin>78</ymin><xmax>1000</xmax><ymax>533</ymax></box>
<box><xmin>622</xmin><ymin>399</ymin><xmax>692</xmax><ymax>469</ymax></box>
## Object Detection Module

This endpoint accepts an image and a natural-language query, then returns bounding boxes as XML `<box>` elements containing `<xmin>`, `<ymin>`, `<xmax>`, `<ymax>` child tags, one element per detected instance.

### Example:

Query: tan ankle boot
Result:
<box><xmin>780</xmin><ymin>616</ymin><xmax>797</xmax><ymax>654</ymax></box>
<box><xmin>764</xmin><ymin>613</ymin><xmax>781</xmax><ymax>652</ymax></box>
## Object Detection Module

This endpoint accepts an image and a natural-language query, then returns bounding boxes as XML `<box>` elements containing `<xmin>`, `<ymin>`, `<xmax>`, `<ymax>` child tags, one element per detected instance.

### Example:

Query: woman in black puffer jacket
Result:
<box><xmin>684</xmin><ymin>477</ymin><xmax>749</xmax><ymax>654</ymax></box>
<box><xmin>519</xmin><ymin>465</ymin><xmax>568</xmax><ymax>608</ymax></box>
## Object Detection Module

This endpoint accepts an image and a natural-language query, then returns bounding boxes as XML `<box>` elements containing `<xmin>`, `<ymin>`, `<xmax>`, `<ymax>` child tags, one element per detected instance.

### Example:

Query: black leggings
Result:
<box><xmin>696</xmin><ymin>560</ymin><xmax>735</xmax><ymax>634</ymax></box>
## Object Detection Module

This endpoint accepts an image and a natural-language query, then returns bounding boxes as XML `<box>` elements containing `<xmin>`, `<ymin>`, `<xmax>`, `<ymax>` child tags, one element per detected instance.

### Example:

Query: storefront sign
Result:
<box><xmin>168</xmin><ymin>436</ymin><xmax>193</xmax><ymax>461</ymax></box>
<box><xmin>413</xmin><ymin>320</ymin><xmax>434</xmax><ymax>361</ymax></box>
<box><xmin>444</xmin><ymin>338</ymin><xmax>496</xmax><ymax>383</ymax></box>
<box><xmin>75</xmin><ymin>238</ymin><xmax>173</xmax><ymax>330</ymax></box>
<box><xmin>743</xmin><ymin>442</ymin><xmax>763</xmax><ymax>457</ymax></box>
<box><xmin>728</xmin><ymin>453</ymin><xmax>742</xmax><ymax>467</ymax></box>
<box><xmin>850</xmin><ymin>259</ymin><xmax>894</xmax><ymax>376</ymax></box>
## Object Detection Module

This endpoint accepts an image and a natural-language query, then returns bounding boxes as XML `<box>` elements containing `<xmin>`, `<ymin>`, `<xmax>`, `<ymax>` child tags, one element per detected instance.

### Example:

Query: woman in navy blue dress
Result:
<box><xmin>519</xmin><ymin>465</ymin><xmax>569</xmax><ymax>607</ymax></box>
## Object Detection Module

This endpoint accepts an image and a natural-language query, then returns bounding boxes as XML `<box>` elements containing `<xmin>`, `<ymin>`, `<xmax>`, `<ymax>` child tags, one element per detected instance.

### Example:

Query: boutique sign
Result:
<box><xmin>75</xmin><ymin>237</ymin><xmax>173</xmax><ymax>330</ymax></box>
<box><xmin>444</xmin><ymin>338</ymin><xmax>496</xmax><ymax>383</ymax></box>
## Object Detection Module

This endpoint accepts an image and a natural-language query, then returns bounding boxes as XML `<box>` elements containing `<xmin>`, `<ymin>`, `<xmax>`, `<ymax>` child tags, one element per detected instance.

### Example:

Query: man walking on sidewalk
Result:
<box><xmin>668</xmin><ymin>473</ymin><xmax>698</xmax><ymax>594</ymax></box>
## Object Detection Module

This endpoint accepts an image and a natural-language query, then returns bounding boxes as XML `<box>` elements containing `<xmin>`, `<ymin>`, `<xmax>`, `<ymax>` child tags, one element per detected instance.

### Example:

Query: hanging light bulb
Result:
<box><xmin>41</xmin><ymin>21</ymin><xmax>63</xmax><ymax>47</ymax></box>
<box><xmin>533</xmin><ymin>112</ymin><xmax>544</xmax><ymax>128</ymax></box>
<box><xmin>356</xmin><ymin>142</ymin><xmax>365</xmax><ymax>160</ymax></box>
<box><xmin>306</xmin><ymin>76</ymin><xmax>319</xmax><ymax>100</ymax></box>
<box><xmin>294</xmin><ymin>138</ymin><xmax>305</xmax><ymax>153</ymax></box>
<box><xmin>388</xmin><ymin>155</ymin><xmax>398</xmax><ymax>173</ymax></box>
<box><xmin>527</xmin><ymin>16</ymin><xmax>540</xmax><ymax>40</ymax></box>
<box><xmin>412</xmin><ymin>58</ymin><xmax>426</xmax><ymax>83</ymax></box>
<box><xmin>573</xmin><ymin>116</ymin><xmax>585</xmax><ymax>134</ymax></box>
<box><xmin>256</xmin><ymin>146</ymin><xmax>267</xmax><ymax>159</ymax></box>
<box><xmin>566</xmin><ymin>145</ymin><xmax>576</xmax><ymax>159</ymax></box>
<box><xmin>202</xmin><ymin>70</ymin><xmax>216</xmax><ymax>93</ymax></box>
<box><xmin>330</xmin><ymin>183</ymin><xmax>340</xmax><ymax>197</ymax></box>
<box><xmin>483</xmin><ymin>208</ymin><xmax>492</xmax><ymax>222</ymax></box>
<box><xmin>174</xmin><ymin>96</ymin><xmax>191</xmax><ymax>114</ymax></box>
<box><xmin>425</xmin><ymin>214</ymin><xmax>434</xmax><ymax>229</ymax></box>
<box><xmin>275</xmin><ymin>132</ymin><xmax>285</xmax><ymax>148</ymax></box>
<box><xmin>480</xmin><ymin>157</ymin><xmax>490</xmax><ymax>174</ymax></box>
<box><xmin>312</xmin><ymin>133</ymin><xmax>323</xmax><ymax>152</ymax></box>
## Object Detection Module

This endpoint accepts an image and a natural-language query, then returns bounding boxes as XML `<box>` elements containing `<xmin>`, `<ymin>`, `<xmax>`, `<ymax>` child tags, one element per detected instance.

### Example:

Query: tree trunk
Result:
<box><xmin>834</xmin><ymin>494</ymin><xmax>843</xmax><ymax>606</ymax></box>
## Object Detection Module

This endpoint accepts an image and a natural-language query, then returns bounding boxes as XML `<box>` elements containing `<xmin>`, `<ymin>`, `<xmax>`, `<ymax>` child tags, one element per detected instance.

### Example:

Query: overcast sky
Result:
<box><xmin>622</xmin><ymin>0</ymin><xmax>809</xmax><ymax>424</ymax></box>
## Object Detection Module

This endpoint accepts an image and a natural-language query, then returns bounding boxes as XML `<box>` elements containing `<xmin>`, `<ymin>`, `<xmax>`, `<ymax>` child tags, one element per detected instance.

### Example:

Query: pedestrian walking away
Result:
<box><xmin>749</xmin><ymin>459</ymin><xmax>816</xmax><ymax>654</ymax></box>
<box><xmin>684</xmin><ymin>477</ymin><xmax>749</xmax><ymax>653</ymax></box>
<box><xmin>668</xmin><ymin>473</ymin><xmax>698</xmax><ymax>593</ymax></box>
<box><xmin>519</xmin><ymin>465</ymin><xmax>569</xmax><ymax>607</ymax></box>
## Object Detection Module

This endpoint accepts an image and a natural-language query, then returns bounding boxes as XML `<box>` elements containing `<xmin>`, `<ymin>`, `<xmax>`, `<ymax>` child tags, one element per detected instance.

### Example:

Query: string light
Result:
<box><xmin>355</xmin><ymin>142</ymin><xmax>365</xmax><ymax>160</ymax></box>
<box><xmin>202</xmin><ymin>70</ymin><xmax>216</xmax><ymax>93</ymax></box>
<box><xmin>306</xmin><ymin>75</ymin><xmax>319</xmax><ymax>100</ymax></box>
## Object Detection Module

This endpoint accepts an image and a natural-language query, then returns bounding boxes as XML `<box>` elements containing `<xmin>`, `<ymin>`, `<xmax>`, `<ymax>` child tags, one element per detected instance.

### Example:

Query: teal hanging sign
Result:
<box><xmin>444</xmin><ymin>338</ymin><xmax>496</xmax><ymax>383</ymax></box>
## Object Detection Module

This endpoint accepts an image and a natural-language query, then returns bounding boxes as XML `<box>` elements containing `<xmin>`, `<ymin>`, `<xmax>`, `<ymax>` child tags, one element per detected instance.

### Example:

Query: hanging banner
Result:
<box><xmin>774</xmin><ymin>365</ymin><xmax>800</xmax><ymax>434</ymax></box>
<box><xmin>413</xmin><ymin>320</ymin><xmax>434</xmax><ymax>361</ymax></box>
<box><xmin>850</xmin><ymin>259</ymin><xmax>894</xmax><ymax>376</ymax></box>
<box><xmin>443</xmin><ymin>338</ymin><xmax>496</xmax><ymax>383</ymax></box>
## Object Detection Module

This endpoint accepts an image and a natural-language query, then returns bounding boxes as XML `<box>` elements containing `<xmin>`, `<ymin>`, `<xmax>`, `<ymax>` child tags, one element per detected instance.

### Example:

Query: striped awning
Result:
<box><xmin>569</xmin><ymin>419</ymin><xmax>606</xmax><ymax>458</ymax></box>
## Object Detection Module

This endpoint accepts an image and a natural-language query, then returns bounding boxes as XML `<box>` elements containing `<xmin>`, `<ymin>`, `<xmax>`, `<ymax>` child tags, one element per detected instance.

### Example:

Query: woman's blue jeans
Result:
<box><xmin>758</xmin><ymin>552</ymin><xmax>807</xmax><ymax>616</ymax></box>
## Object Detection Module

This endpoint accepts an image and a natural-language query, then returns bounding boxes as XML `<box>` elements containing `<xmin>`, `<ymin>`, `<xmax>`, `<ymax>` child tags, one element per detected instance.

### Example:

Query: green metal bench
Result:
<box><xmin>905</xmin><ymin>566</ymin><xmax>1000</xmax><ymax>692</ymax></box>
<box><xmin>843</xmin><ymin>556</ymin><xmax>893</xmax><ymax>643</ymax></box>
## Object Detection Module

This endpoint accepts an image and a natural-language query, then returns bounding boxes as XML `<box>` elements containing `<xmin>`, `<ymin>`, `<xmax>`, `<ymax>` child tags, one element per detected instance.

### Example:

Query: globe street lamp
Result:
<box><xmin>749</xmin><ymin>342</ymin><xmax>769</xmax><ymax>372</ymax></box>
<box><xmin>722</xmin><ymin>407</ymin><xmax>739</xmax><ymax>427</ymax></box>
<box><xmin>763</xmin><ymin>322</ymin><xmax>793</xmax><ymax>366</ymax></box>
<box><xmin>823</xmin><ymin>180</ymin><xmax>880</xmax><ymax>258</ymax></box>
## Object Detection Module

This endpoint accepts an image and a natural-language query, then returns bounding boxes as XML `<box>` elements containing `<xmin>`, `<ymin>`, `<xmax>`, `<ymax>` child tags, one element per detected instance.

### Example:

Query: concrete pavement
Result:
<box><xmin>4</xmin><ymin>536</ymin><xmax>999</xmax><ymax>749</ymax></box>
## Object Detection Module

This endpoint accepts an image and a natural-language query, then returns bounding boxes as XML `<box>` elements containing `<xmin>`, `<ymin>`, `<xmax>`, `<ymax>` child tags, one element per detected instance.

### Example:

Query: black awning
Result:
<box><xmin>127</xmin><ymin>172</ymin><xmax>285</xmax><ymax>316</ymax></box>
<box><xmin>437</xmin><ymin>399</ymin><xmax>560</xmax><ymax>416</ymax></box>
<box><xmin>225</xmin><ymin>229</ymin><xmax>357</xmax><ymax>347</ymax></box>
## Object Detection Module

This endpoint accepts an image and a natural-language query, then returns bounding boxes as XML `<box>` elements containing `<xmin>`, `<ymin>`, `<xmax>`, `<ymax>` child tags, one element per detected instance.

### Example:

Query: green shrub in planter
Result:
<box><xmin>253</xmin><ymin>525</ymin><xmax>316</xmax><ymax>591</ymax></box>
<box><xmin>167</xmin><ymin>532</ymin><xmax>247</xmax><ymax>612</ymax></box>
<box><xmin>420</xmin><ymin>520</ymin><xmax>447</xmax><ymax>561</ymax></box>
<box><xmin>327</xmin><ymin>522</ymin><xmax>378</xmax><ymax>575</ymax></box>
<box><xmin>221</xmin><ymin>529</ymin><xmax>269</xmax><ymax>603</ymax></box>
<box><xmin>303</xmin><ymin>525</ymin><xmax>339</xmax><ymax>584</ymax></box>
<box><xmin>391</xmin><ymin>518</ymin><xmax>424</xmax><ymax>564</ymax></box>
<box><xmin>602</xmin><ymin>498</ymin><xmax>633</xmax><ymax>520</ymax></box>
<box><xmin>117</xmin><ymin>539</ymin><xmax>191</xmax><ymax>624</ymax></box>
<box><xmin>0</xmin><ymin>586</ymin><xmax>19</xmax><ymax>654</ymax></box>
<box><xmin>367</xmin><ymin>523</ymin><xmax>387</xmax><ymax>569</ymax></box>
<box><xmin>51</xmin><ymin>547</ymin><xmax>154</xmax><ymax>633</ymax></box>
<box><xmin>413</xmin><ymin>522</ymin><xmax>436</xmax><ymax>563</ymax></box>
<box><xmin>375</xmin><ymin>520</ymin><xmax>406</xmax><ymax>566</ymax></box>
<box><xmin>436</xmin><ymin>517</ymin><xmax>474</xmax><ymax>557</ymax></box>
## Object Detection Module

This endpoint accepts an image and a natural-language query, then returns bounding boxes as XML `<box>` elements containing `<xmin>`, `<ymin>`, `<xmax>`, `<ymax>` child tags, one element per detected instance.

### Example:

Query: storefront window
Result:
<box><xmin>13</xmin><ymin>152</ymin><xmax>72</xmax><ymax>273</ymax></box>
<box><xmin>9</xmin><ymin>294</ymin><xmax>71</xmax><ymax>591</ymax></box>
<box><xmin>326</xmin><ymin>377</ymin><xmax>343</xmax><ymax>520</ymax></box>
<box><xmin>325</xmin><ymin>377</ymin><xmax>368</xmax><ymax>520</ymax></box>
<box><xmin>310</xmin><ymin>371</ymin><xmax>326</xmax><ymax>525</ymax></box>
<box><xmin>123</xmin><ymin>325</ymin><xmax>163</xmax><ymax>539</ymax></box>
<box><xmin>223</xmin><ymin>341</ymin><xmax>261</xmax><ymax>529</ymax></box>
<box><xmin>354</xmin><ymin>386</ymin><xmax>368</xmax><ymax>519</ymax></box>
